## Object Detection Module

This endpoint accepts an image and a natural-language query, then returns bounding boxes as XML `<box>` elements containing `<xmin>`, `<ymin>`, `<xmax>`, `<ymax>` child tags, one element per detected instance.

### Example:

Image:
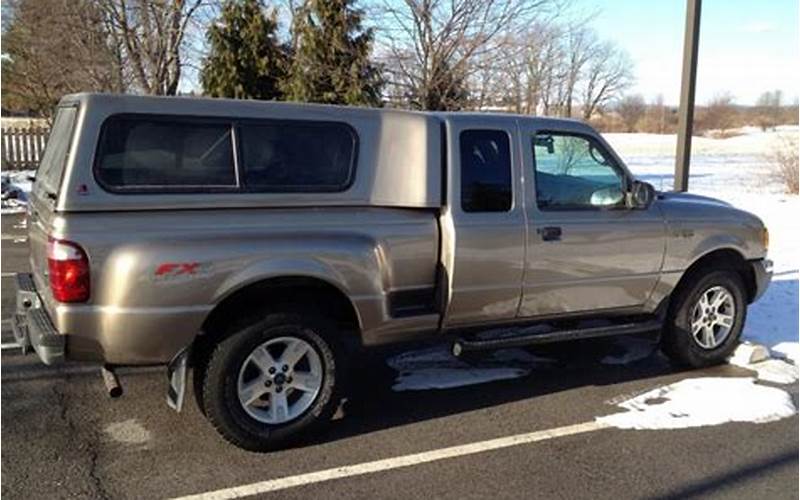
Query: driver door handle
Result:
<box><xmin>538</xmin><ymin>226</ymin><xmax>562</xmax><ymax>241</ymax></box>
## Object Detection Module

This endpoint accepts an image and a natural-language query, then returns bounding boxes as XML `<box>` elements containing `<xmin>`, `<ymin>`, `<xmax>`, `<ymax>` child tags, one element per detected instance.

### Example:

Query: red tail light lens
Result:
<box><xmin>47</xmin><ymin>238</ymin><xmax>90</xmax><ymax>303</ymax></box>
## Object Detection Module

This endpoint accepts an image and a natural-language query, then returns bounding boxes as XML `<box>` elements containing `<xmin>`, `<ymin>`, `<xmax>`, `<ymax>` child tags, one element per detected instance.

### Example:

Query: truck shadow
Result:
<box><xmin>306</xmin><ymin>331</ymin><xmax>715</xmax><ymax>448</ymax></box>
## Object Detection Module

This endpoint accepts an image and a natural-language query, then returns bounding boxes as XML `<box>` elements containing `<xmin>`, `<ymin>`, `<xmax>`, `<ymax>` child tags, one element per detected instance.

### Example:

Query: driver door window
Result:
<box><xmin>533</xmin><ymin>133</ymin><xmax>625</xmax><ymax>210</ymax></box>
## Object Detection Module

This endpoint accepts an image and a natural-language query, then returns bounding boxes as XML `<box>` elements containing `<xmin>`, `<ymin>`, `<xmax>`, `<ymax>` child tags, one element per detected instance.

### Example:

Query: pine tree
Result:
<box><xmin>285</xmin><ymin>0</ymin><xmax>382</xmax><ymax>106</ymax></box>
<box><xmin>201</xmin><ymin>0</ymin><xmax>287</xmax><ymax>100</ymax></box>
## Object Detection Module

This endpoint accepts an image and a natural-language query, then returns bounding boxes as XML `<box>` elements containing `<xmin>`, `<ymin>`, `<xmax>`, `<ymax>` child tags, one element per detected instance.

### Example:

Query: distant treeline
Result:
<box><xmin>590</xmin><ymin>91</ymin><xmax>799</xmax><ymax>135</ymax></box>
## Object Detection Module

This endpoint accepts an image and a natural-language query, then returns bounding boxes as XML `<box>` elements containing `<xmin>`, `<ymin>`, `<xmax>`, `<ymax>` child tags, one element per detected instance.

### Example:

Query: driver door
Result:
<box><xmin>519</xmin><ymin>125</ymin><xmax>666</xmax><ymax>318</ymax></box>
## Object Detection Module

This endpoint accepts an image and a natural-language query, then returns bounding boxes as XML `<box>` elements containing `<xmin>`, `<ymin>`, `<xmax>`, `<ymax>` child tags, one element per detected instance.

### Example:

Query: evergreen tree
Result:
<box><xmin>201</xmin><ymin>0</ymin><xmax>287</xmax><ymax>100</ymax></box>
<box><xmin>285</xmin><ymin>0</ymin><xmax>382</xmax><ymax>106</ymax></box>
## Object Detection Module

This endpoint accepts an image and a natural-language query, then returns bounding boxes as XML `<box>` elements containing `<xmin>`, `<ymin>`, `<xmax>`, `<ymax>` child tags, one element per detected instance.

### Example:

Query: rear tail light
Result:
<box><xmin>47</xmin><ymin>238</ymin><xmax>90</xmax><ymax>303</ymax></box>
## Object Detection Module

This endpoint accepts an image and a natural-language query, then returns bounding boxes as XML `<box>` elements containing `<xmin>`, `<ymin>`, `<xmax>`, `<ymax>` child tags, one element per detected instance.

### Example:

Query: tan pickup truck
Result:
<box><xmin>13</xmin><ymin>93</ymin><xmax>772</xmax><ymax>451</ymax></box>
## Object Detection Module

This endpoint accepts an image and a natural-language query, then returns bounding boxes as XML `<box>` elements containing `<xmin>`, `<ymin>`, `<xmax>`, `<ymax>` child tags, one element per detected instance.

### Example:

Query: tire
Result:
<box><xmin>661</xmin><ymin>269</ymin><xmax>747</xmax><ymax>367</ymax></box>
<box><xmin>202</xmin><ymin>312</ymin><xmax>340</xmax><ymax>452</ymax></box>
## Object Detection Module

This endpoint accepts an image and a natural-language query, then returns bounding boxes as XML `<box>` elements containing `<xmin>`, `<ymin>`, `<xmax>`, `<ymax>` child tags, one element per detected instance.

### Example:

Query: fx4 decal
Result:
<box><xmin>155</xmin><ymin>262</ymin><xmax>200</xmax><ymax>277</ymax></box>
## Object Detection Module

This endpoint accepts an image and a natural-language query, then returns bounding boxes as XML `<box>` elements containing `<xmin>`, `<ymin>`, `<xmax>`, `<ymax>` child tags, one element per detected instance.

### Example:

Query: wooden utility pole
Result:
<box><xmin>674</xmin><ymin>0</ymin><xmax>702</xmax><ymax>192</ymax></box>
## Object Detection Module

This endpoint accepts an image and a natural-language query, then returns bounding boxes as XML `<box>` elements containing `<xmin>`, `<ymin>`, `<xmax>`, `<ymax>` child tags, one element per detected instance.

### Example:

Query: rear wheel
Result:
<box><xmin>202</xmin><ymin>312</ymin><xmax>340</xmax><ymax>451</ymax></box>
<box><xmin>661</xmin><ymin>269</ymin><xmax>746</xmax><ymax>367</ymax></box>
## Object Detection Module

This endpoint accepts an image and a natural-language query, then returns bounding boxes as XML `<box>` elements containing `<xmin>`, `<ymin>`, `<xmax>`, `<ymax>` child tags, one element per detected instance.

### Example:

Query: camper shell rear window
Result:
<box><xmin>94</xmin><ymin>115</ymin><xmax>358</xmax><ymax>193</ymax></box>
<box><xmin>36</xmin><ymin>105</ymin><xmax>78</xmax><ymax>197</ymax></box>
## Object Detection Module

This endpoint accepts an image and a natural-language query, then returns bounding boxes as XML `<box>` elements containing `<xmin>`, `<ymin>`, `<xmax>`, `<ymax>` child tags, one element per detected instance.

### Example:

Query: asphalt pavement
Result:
<box><xmin>1</xmin><ymin>211</ymin><xmax>797</xmax><ymax>500</ymax></box>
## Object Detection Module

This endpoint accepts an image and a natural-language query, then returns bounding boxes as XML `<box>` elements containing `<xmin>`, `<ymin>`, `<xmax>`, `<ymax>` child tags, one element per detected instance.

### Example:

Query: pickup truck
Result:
<box><xmin>13</xmin><ymin>93</ymin><xmax>772</xmax><ymax>451</ymax></box>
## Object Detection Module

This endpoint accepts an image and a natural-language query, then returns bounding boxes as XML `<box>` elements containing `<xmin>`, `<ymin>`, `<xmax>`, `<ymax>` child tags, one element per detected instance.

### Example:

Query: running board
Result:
<box><xmin>452</xmin><ymin>319</ymin><xmax>663</xmax><ymax>357</ymax></box>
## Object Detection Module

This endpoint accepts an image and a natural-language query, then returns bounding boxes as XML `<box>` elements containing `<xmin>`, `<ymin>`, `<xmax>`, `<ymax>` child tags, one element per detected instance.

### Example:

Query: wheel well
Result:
<box><xmin>193</xmin><ymin>276</ymin><xmax>362</xmax><ymax>366</ymax></box>
<box><xmin>675</xmin><ymin>249</ymin><xmax>756</xmax><ymax>303</ymax></box>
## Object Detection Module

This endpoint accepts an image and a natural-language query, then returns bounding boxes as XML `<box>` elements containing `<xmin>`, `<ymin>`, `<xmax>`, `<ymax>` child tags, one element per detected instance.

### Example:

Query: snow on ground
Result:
<box><xmin>1</xmin><ymin>169</ymin><xmax>34</xmax><ymax>214</ymax></box>
<box><xmin>597</xmin><ymin>377</ymin><xmax>796</xmax><ymax>430</ymax></box>
<box><xmin>387</xmin><ymin>345</ymin><xmax>555</xmax><ymax>391</ymax></box>
<box><xmin>390</xmin><ymin>126</ymin><xmax>798</xmax><ymax>391</ymax></box>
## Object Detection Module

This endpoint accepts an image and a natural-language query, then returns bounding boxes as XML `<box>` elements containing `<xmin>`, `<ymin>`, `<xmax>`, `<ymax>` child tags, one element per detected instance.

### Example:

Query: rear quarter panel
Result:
<box><xmin>50</xmin><ymin>207</ymin><xmax>438</xmax><ymax>364</ymax></box>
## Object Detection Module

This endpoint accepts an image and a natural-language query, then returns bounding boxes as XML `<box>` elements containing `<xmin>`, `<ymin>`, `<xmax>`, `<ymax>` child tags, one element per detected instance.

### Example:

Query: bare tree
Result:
<box><xmin>652</xmin><ymin>93</ymin><xmax>667</xmax><ymax>133</ymax></box>
<box><xmin>615</xmin><ymin>94</ymin><xmax>646</xmax><ymax>132</ymax></box>
<box><xmin>701</xmin><ymin>92</ymin><xmax>737</xmax><ymax>137</ymax></box>
<box><xmin>767</xmin><ymin>133</ymin><xmax>799</xmax><ymax>194</ymax></box>
<box><xmin>580</xmin><ymin>40</ymin><xmax>633</xmax><ymax>119</ymax></box>
<box><xmin>2</xmin><ymin>0</ymin><xmax>127</xmax><ymax>117</ymax></box>
<box><xmin>376</xmin><ymin>0</ymin><xmax>553</xmax><ymax>110</ymax></box>
<box><xmin>755</xmin><ymin>90</ymin><xmax>783</xmax><ymax>131</ymax></box>
<box><xmin>468</xmin><ymin>17</ymin><xmax>632</xmax><ymax>120</ymax></box>
<box><xmin>560</xmin><ymin>26</ymin><xmax>595</xmax><ymax>117</ymax></box>
<box><xmin>98</xmin><ymin>0</ymin><xmax>212</xmax><ymax>95</ymax></box>
<box><xmin>527</xmin><ymin>22</ymin><xmax>568</xmax><ymax>115</ymax></box>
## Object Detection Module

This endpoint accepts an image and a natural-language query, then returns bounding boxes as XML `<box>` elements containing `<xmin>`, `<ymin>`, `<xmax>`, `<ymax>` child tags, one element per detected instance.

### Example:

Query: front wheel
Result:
<box><xmin>661</xmin><ymin>269</ymin><xmax>747</xmax><ymax>367</ymax></box>
<box><xmin>202</xmin><ymin>313</ymin><xmax>340</xmax><ymax>451</ymax></box>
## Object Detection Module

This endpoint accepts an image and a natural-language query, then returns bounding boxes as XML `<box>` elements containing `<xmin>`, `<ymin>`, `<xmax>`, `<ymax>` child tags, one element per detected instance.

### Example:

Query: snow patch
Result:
<box><xmin>772</xmin><ymin>342</ymin><xmax>799</xmax><ymax>364</ymax></box>
<box><xmin>729</xmin><ymin>356</ymin><xmax>798</xmax><ymax>385</ymax></box>
<box><xmin>728</xmin><ymin>341</ymin><xmax>797</xmax><ymax>384</ymax></box>
<box><xmin>387</xmin><ymin>345</ymin><xmax>554</xmax><ymax>391</ymax></box>
<box><xmin>728</xmin><ymin>342</ymin><xmax>771</xmax><ymax>365</ymax></box>
<box><xmin>1</xmin><ymin>169</ymin><xmax>34</xmax><ymax>214</ymax></box>
<box><xmin>597</xmin><ymin>377</ymin><xmax>796</xmax><ymax>430</ymax></box>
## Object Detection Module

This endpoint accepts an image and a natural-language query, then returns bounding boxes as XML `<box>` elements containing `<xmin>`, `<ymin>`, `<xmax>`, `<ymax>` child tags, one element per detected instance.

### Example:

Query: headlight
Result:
<box><xmin>762</xmin><ymin>226</ymin><xmax>769</xmax><ymax>251</ymax></box>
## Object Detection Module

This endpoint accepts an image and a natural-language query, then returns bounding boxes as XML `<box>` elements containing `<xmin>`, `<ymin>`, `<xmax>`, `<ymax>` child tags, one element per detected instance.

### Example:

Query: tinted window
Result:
<box><xmin>96</xmin><ymin>117</ymin><xmax>236</xmax><ymax>189</ymax></box>
<box><xmin>240</xmin><ymin>122</ymin><xmax>356</xmax><ymax>191</ymax></box>
<box><xmin>460</xmin><ymin>130</ymin><xmax>512</xmax><ymax>212</ymax></box>
<box><xmin>36</xmin><ymin>105</ymin><xmax>77</xmax><ymax>195</ymax></box>
<box><xmin>532</xmin><ymin>133</ymin><xmax>625</xmax><ymax>210</ymax></box>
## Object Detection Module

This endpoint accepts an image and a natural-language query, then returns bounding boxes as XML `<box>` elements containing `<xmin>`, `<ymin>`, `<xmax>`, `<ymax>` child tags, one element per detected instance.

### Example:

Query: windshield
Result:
<box><xmin>35</xmin><ymin>105</ymin><xmax>78</xmax><ymax>199</ymax></box>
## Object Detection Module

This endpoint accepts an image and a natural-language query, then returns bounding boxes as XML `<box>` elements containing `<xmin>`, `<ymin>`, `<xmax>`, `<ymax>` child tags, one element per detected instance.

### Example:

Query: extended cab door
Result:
<box><xmin>440</xmin><ymin>117</ymin><xmax>526</xmax><ymax>327</ymax></box>
<box><xmin>518</xmin><ymin>121</ymin><xmax>666</xmax><ymax>317</ymax></box>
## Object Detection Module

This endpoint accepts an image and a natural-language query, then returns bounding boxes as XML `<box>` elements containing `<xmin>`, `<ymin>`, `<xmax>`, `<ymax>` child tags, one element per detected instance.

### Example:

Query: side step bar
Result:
<box><xmin>452</xmin><ymin>319</ymin><xmax>663</xmax><ymax>357</ymax></box>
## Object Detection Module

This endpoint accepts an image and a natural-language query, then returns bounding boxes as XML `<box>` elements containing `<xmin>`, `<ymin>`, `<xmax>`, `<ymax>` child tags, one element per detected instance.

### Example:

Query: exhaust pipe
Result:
<box><xmin>101</xmin><ymin>364</ymin><xmax>123</xmax><ymax>398</ymax></box>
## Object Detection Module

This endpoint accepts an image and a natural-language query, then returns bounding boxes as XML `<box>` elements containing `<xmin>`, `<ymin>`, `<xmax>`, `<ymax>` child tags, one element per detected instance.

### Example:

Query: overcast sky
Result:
<box><xmin>579</xmin><ymin>0</ymin><xmax>799</xmax><ymax>106</ymax></box>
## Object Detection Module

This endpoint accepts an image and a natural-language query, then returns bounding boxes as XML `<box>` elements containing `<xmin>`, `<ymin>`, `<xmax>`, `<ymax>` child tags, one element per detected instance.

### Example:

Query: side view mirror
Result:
<box><xmin>627</xmin><ymin>180</ymin><xmax>656</xmax><ymax>209</ymax></box>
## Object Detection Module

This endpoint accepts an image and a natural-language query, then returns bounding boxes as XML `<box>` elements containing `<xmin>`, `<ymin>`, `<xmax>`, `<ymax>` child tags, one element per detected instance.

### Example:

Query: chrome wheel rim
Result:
<box><xmin>691</xmin><ymin>285</ymin><xmax>736</xmax><ymax>349</ymax></box>
<box><xmin>237</xmin><ymin>335</ymin><xmax>323</xmax><ymax>425</ymax></box>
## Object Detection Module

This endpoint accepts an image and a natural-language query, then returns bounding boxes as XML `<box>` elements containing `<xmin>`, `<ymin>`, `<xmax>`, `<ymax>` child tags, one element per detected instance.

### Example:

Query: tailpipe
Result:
<box><xmin>101</xmin><ymin>364</ymin><xmax>123</xmax><ymax>398</ymax></box>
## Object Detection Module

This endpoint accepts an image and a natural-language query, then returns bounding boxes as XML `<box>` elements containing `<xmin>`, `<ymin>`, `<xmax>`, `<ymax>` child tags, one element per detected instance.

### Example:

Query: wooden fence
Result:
<box><xmin>1</xmin><ymin>126</ymin><xmax>50</xmax><ymax>170</ymax></box>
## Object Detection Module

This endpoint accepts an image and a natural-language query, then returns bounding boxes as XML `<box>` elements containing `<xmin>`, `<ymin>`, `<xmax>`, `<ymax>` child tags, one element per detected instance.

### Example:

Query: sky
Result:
<box><xmin>577</xmin><ymin>0</ymin><xmax>799</xmax><ymax>106</ymax></box>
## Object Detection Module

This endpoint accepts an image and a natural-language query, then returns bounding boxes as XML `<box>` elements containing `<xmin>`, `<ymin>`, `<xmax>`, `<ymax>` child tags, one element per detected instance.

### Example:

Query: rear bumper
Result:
<box><xmin>13</xmin><ymin>273</ymin><xmax>65</xmax><ymax>365</ymax></box>
<box><xmin>750</xmin><ymin>258</ymin><xmax>773</xmax><ymax>303</ymax></box>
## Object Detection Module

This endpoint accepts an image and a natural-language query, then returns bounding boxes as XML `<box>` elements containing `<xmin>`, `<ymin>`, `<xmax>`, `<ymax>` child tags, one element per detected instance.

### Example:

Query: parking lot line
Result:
<box><xmin>2</xmin><ymin>272</ymin><xmax>17</xmax><ymax>277</ymax></box>
<box><xmin>172</xmin><ymin>420</ymin><xmax>610</xmax><ymax>500</ymax></box>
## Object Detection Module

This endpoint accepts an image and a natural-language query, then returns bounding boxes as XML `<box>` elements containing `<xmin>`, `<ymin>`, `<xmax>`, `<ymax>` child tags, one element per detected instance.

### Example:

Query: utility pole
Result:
<box><xmin>674</xmin><ymin>0</ymin><xmax>702</xmax><ymax>192</ymax></box>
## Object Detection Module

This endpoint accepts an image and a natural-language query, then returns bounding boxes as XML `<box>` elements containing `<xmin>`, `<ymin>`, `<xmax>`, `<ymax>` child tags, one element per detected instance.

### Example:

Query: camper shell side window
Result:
<box><xmin>93</xmin><ymin>114</ymin><xmax>358</xmax><ymax>194</ymax></box>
